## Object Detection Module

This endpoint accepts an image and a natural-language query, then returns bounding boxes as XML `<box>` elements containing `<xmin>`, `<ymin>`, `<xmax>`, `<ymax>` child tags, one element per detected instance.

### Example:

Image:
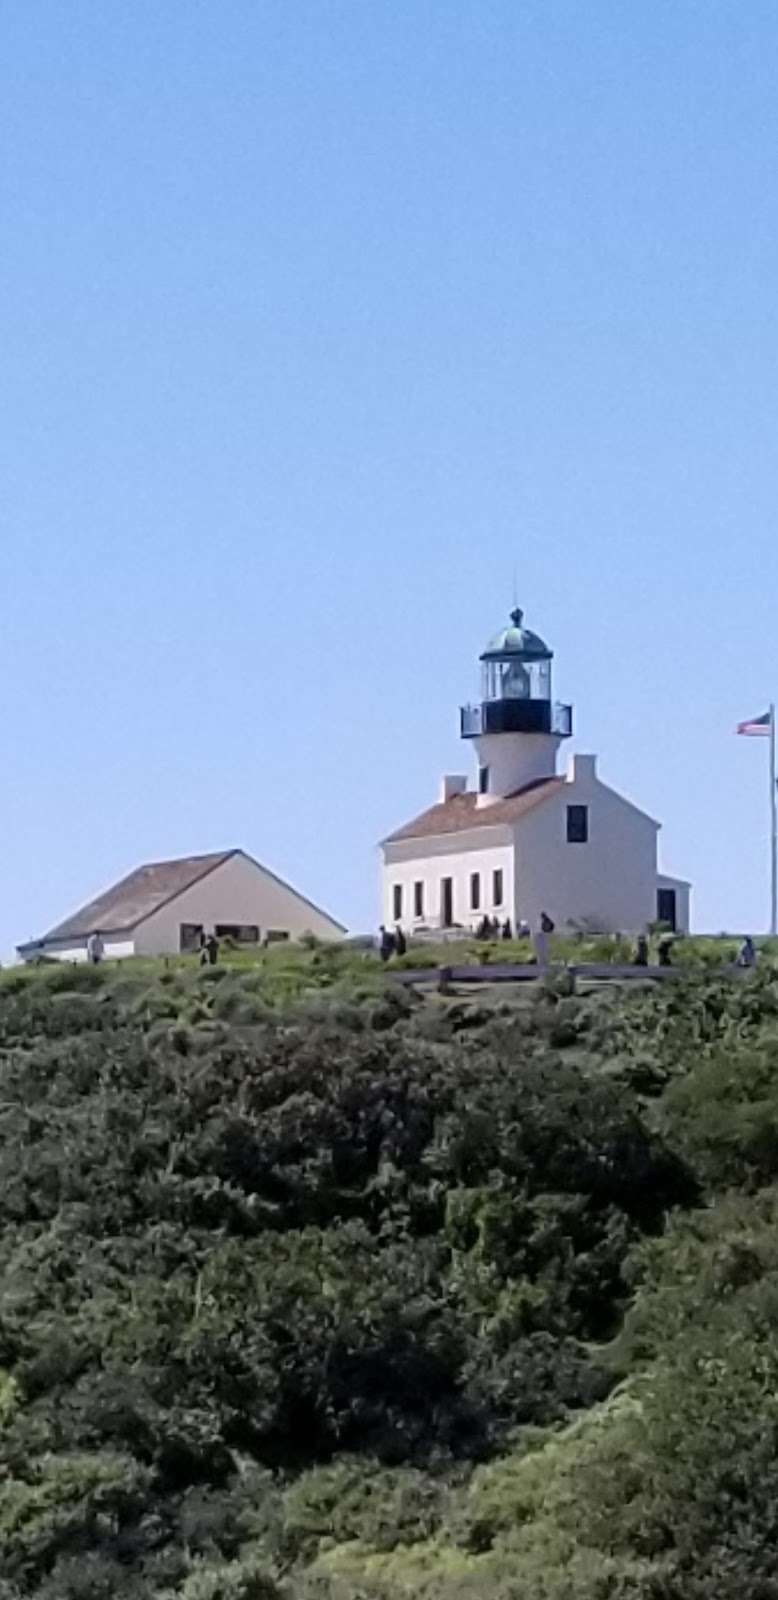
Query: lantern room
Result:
<box><xmin>460</xmin><ymin>607</ymin><xmax>573</xmax><ymax>739</ymax></box>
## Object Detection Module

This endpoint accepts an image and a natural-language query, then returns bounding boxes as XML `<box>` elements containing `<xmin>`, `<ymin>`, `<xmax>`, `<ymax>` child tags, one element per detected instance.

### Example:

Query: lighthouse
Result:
<box><xmin>460</xmin><ymin>607</ymin><xmax>573</xmax><ymax>803</ymax></box>
<box><xmin>380</xmin><ymin>602</ymin><xmax>691</xmax><ymax>938</ymax></box>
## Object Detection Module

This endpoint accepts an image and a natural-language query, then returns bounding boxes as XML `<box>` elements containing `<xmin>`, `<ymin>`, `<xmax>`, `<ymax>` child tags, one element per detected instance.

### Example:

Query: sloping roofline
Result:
<box><xmin>382</xmin><ymin>777</ymin><xmax>564</xmax><ymax>844</ymax></box>
<box><xmin>17</xmin><ymin>848</ymin><xmax>347</xmax><ymax>953</ymax></box>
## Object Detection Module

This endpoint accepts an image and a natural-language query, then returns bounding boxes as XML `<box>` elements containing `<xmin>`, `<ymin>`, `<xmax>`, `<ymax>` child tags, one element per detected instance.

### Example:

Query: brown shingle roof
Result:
<box><xmin>35</xmin><ymin>850</ymin><xmax>237</xmax><ymax>941</ymax></box>
<box><xmin>383</xmin><ymin>776</ymin><xmax>563</xmax><ymax>843</ymax></box>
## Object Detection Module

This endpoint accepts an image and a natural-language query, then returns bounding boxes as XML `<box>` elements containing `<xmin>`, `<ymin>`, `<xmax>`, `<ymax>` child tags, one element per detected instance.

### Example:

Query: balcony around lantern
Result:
<box><xmin>460</xmin><ymin>700</ymin><xmax>573</xmax><ymax>739</ymax></box>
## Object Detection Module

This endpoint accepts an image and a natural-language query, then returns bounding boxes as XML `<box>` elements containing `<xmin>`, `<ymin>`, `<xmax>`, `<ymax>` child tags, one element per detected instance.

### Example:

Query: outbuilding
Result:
<box><xmin>18</xmin><ymin>848</ymin><xmax>346</xmax><ymax>962</ymax></box>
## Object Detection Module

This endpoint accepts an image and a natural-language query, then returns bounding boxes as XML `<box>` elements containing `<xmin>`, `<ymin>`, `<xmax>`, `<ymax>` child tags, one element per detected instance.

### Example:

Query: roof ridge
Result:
<box><xmin>382</xmin><ymin>774</ymin><xmax>562</xmax><ymax>844</ymax></box>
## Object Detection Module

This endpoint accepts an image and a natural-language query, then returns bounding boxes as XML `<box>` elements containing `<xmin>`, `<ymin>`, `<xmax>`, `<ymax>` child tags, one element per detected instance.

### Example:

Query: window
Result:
<box><xmin>657</xmin><ymin>888</ymin><xmax>677</xmax><ymax>931</ymax></box>
<box><xmin>393</xmin><ymin>884</ymin><xmax>403</xmax><ymax>921</ymax></box>
<box><xmin>493</xmin><ymin>869</ymin><xmax>504</xmax><ymax>907</ymax></box>
<box><xmin>479</xmin><ymin>765</ymin><xmax>490</xmax><ymax>795</ymax></box>
<box><xmin>470</xmin><ymin>872</ymin><xmax>481</xmax><ymax>911</ymax></box>
<box><xmin>567</xmin><ymin>804</ymin><xmax>589</xmax><ymax>843</ymax></box>
<box><xmin>214</xmin><ymin>924</ymin><xmax>260</xmax><ymax>944</ymax></box>
<box><xmin>180</xmin><ymin>922</ymin><xmax>203</xmax><ymax>953</ymax></box>
<box><xmin>414</xmin><ymin>881</ymin><xmax>424</xmax><ymax>919</ymax></box>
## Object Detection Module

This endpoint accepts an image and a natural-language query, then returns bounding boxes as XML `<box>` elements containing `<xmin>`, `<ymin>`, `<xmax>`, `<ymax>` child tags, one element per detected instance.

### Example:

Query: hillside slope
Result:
<box><xmin>1</xmin><ymin>953</ymin><xmax>778</xmax><ymax>1598</ymax></box>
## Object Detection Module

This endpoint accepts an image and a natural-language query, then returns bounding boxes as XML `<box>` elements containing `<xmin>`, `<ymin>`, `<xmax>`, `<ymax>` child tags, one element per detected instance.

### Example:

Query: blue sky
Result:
<box><xmin>3</xmin><ymin>0</ymin><xmax>778</xmax><ymax>952</ymax></box>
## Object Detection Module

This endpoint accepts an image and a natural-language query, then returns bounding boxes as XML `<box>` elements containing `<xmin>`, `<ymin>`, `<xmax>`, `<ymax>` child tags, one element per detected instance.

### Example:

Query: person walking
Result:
<box><xmin>737</xmin><ymin>935</ymin><xmax>756</xmax><ymax>968</ymax></box>
<box><xmin>378</xmin><ymin>925</ymin><xmax>395</xmax><ymax>963</ymax></box>
<box><xmin>86</xmin><ymin>930</ymin><xmax>104</xmax><ymax>965</ymax></box>
<box><xmin>206</xmin><ymin>931</ymin><xmax>220</xmax><ymax>966</ymax></box>
<box><xmin>633</xmin><ymin>933</ymin><xmax>649</xmax><ymax>967</ymax></box>
<box><xmin>657</xmin><ymin>934</ymin><xmax>673</xmax><ymax>967</ymax></box>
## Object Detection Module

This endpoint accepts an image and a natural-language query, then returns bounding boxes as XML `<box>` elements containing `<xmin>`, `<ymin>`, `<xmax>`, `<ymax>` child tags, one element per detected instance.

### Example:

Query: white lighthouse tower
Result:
<box><xmin>460</xmin><ymin>607</ymin><xmax>573</xmax><ymax>804</ymax></box>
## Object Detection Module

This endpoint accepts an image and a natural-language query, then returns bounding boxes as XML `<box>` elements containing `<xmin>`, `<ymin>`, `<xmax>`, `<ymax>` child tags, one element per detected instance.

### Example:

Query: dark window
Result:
<box><xmin>657</xmin><ymin>888</ymin><xmax>677</xmax><ymax>931</ymax></box>
<box><xmin>567</xmin><ymin>804</ymin><xmax>589</xmax><ymax>843</ymax></box>
<box><xmin>393</xmin><ymin>884</ymin><xmax>403</xmax><ymax>921</ymax></box>
<box><xmin>265</xmin><ymin>929</ymin><xmax>290</xmax><ymax>944</ymax></box>
<box><xmin>493</xmin><ymin>869</ymin><xmax>504</xmax><ymax>907</ymax></box>
<box><xmin>442</xmin><ymin>878</ymin><xmax>454</xmax><ymax>926</ymax></box>
<box><xmin>214</xmin><ymin>923</ymin><xmax>260</xmax><ymax>944</ymax></box>
<box><xmin>414</xmin><ymin>881</ymin><xmax>424</xmax><ymax>918</ymax></box>
<box><xmin>180</xmin><ymin>922</ymin><xmax>203</xmax><ymax>953</ymax></box>
<box><xmin>479</xmin><ymin>765</ymin><xmax>490</xmax><ymax>794</ymax></box>
<box><xmin>470</xmin><ymin>872</ymin><xmax>481</xmax><ymax>910</ymax></box>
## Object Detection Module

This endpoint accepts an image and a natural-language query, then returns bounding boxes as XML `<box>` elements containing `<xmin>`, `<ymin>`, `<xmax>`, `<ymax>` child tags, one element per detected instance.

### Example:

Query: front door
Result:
<box><xmin>441</xmin><ymin>877</ymin><xmax>454</xmax><ymax>928</ymax></box>
<box><xmin>657</xmin><ymin>888</ymin><xmax>677</xmax><ymax>931</ymax></box>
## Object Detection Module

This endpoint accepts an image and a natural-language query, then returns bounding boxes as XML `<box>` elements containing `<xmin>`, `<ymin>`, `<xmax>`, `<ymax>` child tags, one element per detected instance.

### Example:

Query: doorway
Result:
<box><xmin>441</xmin><ymin>877</ymin><xmax>454</xmax><ymax>927</ymax></box>
<box><xmin>657</xmin><ymin>888</ymin><xmax>677</xmax><ymax>931</ymax></box>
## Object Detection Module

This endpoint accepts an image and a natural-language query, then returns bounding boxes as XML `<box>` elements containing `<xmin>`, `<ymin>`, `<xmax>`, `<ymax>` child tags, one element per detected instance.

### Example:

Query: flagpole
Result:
<box><xmin>771</xmin><ymin>703</ymin><xmax>777</xmax><ymax>937</ymax></box>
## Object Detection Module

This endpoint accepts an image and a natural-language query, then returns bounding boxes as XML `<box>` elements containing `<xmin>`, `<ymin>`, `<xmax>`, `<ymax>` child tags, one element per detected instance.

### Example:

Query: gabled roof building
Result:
<box><xmin>381</xmin><ymin>606</ymin><xmax>690</xmax><ymax>936</ymax></box>
<box><xmin>18</xmin><ymin>848</ymin><xmax>345</xmax><ymax>962</ymax></box>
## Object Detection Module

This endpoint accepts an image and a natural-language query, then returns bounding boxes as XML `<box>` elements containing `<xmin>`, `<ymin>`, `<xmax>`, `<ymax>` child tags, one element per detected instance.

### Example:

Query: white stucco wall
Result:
<box><xmin>472</xmin><ymin>732</ymin><xmax>560</xmax><ymax>800</ymax></box>
<box><xmin>21</xmin><ymin>937</ymin><xmax>136</xmax><ymax>964</ymax></box>
<box><xmin>382</xmin><ymin>757</ymin><xmax>664</xmax><ymax>937</ymax></box>
<box><xmin>134</xmin><ymin>852</ymin><xmax>345</xmax><ymax>956</ymax></box>
<box><xmin>382</xmin><ymin>830</ymin><xmax>514</xmax><ymax>931</ymax></box>
<box><xmin>513</xmin><ymin>762</ymin><xmax>659</xmax><ymax>933</ymax></box>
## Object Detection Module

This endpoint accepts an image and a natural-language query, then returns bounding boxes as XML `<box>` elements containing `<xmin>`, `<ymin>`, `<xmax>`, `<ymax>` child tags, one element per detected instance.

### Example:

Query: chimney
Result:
<box><xmin>440</xmin><ymin>773</ymin><xmax>467</xmax><ymax>803</ymax></box>
<box><xmin>568</xmin><ymin>753</ymin><xmax>597</xmax><ymax>783</ymax></box>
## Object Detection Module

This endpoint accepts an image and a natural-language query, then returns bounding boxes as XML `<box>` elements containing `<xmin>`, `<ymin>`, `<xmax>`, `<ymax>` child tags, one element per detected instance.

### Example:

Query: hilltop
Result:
<box><xmin>1</xmin><ymin>947</ymin><xmax>778</xmax><ymax>1597</ymax></box>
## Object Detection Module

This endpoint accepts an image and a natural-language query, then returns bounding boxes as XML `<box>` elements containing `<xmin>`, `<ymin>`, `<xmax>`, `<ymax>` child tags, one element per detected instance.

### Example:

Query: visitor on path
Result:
<box><xmin>502</xmin><ymin>918</ymin><xmax>513</xmax><ymax>940</ymax></box>
<box><xmin>86</xmin><ymin>930</ymin><xmax>104</xmax><ymax>965</ymax></box>
<box><xmin>737</xmin><ymin>935</ymin><xmax>756</xmax><ymax>968</ymax></box>
<box><xmin>533</xmin><ymin>912</ymin><xmax>554</xmax><ymax>969</ymax></box>
<box><xmin>476</xmin><ymin>915</ymin><xmax>490</xmax><ymax>940</ymax></box>
<box><xmin>657</xmin><ymin>934</ymin><xmax>673</xmax><ymax>967</ymax></box>
<box><xmin>205</xmin><ymin>932</ymin><xmax>220</xmax><ymax>966</ymax></box>
<box><xmin>634</xmin><ymin>933</ymin><xmax>649</xmax><ymax>967</ymax></box>
<box><xmin>394</xmin><ymin>924</ymin><xmax>407</xmax><ymax>957</ymax></box>
<box><xmin>378</xmin><ymin>925</ymin><xmax>395</xmax><ymax>963</ymax></box>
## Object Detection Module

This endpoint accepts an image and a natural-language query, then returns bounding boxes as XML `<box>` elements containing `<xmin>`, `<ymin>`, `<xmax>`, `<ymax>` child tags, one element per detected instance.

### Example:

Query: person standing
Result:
<box><xmin>206</xmin><ymin>931</ymin><xmax>220</xmax><ymax>966</ymax></box>
<box><xmin>737</xmin><ymin>935</ymin><xmax>756</xmax><ymax>968</ymax></box>
<box><xmin>394</xmin><ymin>924</ymin><xmax>407</xmax><ymax>957</ymax></box>
<box><xmin>534</xmin><ymin>911</ymin><xmax>554</xmax><ymax>970</ymax></box>
<box><xmin>86</xmin><ymin>930</ymin><xmax>104</xmax><ymax>965</ymax></box>
<box><xmin>378</xmin><ymin>925</ymin><xmax>395</xmax><ymax>963</ymax></box>
<box><xmin>634</xmin><ymin>933</ymin><xmax>649</xmax><ymax>967</ymax></box>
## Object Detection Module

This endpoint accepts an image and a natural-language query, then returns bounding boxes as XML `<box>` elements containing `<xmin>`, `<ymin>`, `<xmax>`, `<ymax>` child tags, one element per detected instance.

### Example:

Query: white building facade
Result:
<box><xmin>381</xmin><ymin>608</ymin><xmax>690</xmax><ymax>936</ymax></box>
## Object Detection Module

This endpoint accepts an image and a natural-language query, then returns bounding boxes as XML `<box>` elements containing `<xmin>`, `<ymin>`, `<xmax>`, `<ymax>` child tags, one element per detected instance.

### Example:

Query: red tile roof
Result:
<box><xmin>383</xmin><ymin>777</ymin><xmax>563</xmax><ymax>843</ymax></box>
<box><xmin>36</xmin><ymin>851</ymin><xmax>237</xmax><ymax>941</ymax></box>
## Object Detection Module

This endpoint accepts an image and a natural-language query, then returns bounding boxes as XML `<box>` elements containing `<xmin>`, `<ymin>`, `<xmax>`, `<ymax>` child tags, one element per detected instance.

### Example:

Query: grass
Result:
<box><xmin>4</xmin><ymin>932</ymin><xmax>775</xmax><ymax>1017</ymax></box>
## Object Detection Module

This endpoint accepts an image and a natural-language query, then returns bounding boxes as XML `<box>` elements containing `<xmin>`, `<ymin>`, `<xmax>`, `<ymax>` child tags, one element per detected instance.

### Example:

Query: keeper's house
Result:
<box><xmin>18</xmin><ymin>848</ymin><xmax>346</xmax><ymax>962</ymax></box>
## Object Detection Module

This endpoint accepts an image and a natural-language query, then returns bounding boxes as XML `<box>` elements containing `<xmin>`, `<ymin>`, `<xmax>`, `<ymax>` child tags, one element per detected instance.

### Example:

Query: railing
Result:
<box><xmin>460</xmin><ymin>701</ymin><xmax>573</xmax><ymax>738</ymax></box>
<box><xmin>552</xmin><ymin>702</ymin><xmax>573</xmax><ymax>737</ymax></box>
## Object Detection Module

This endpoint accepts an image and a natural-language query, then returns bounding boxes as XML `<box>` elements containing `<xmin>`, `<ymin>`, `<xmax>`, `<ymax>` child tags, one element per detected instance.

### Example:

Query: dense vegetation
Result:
<box><xmin>2</xmin><ymin>946</ymin><xmax>778</xmax><ymax>1597</ymax></box>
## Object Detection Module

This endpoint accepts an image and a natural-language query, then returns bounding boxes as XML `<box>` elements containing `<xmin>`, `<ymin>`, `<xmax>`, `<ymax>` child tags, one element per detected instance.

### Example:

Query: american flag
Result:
<box><xmin>737</xmin><ymin>710</ymin><xmax>774</xmax><ymax>737</ymax></box>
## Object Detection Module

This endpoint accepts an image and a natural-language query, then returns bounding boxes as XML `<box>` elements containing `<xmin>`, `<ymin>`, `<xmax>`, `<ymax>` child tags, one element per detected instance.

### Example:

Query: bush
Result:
<box><xmin>0</xmin><ymin>953</ymin><xmax>777</xmax><ymax>1594</ymax></box>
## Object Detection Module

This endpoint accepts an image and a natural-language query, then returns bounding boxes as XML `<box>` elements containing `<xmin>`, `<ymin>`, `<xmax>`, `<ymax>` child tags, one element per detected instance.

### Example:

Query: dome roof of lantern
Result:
<box><xmin>480</xmin><ymin>607</ymin><xmax>552</xmax><ymax>660</ymax></box>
